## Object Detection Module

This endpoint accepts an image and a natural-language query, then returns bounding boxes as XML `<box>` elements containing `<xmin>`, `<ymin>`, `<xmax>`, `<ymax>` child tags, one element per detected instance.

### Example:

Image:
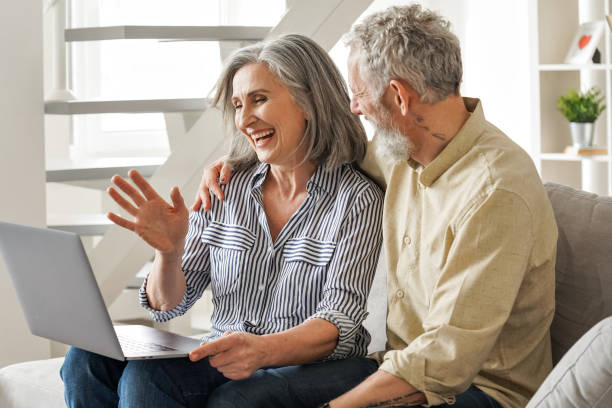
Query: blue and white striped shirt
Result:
<box><xmin>140</xmin><ymin>162</ymin><xmax>383</xmax><ymax>359</ymax></box>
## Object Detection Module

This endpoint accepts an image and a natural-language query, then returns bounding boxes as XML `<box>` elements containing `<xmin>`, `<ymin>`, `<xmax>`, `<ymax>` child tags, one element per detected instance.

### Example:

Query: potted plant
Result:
<box><xmin>557</xmin><ymin>87</ymin><xmax>606</xmax><ymax>147</ymax></box>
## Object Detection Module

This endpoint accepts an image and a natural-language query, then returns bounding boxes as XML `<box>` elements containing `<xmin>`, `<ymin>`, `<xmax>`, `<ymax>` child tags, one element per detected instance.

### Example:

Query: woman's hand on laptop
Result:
<box><xmin>107</xmin><ymin>169</ymin><xmax>188</xmax><ymax>256</ymax></box>
<box><xmin>189</xmin><ymin>331</ymin><xmax>270</xmax><ymax>380</ymax></box>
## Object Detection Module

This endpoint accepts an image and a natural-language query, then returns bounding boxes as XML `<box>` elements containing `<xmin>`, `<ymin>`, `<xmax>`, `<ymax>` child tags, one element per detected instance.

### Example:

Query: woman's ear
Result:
<box><xmin>389</xmin><ymin>79</ymin><xmax>412</xmax><ymax>117</ymax></box>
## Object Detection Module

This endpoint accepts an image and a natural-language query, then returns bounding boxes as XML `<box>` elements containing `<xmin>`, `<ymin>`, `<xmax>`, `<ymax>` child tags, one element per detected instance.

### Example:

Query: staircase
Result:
<box><xmin>45</xmin><ymin>0</ymin><xmax>373</xmax><ymax>336</ymax></box>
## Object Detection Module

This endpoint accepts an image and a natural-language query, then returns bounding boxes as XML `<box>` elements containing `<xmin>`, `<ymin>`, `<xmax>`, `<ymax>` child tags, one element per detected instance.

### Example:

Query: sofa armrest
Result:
<box><xmin>526</xmin><ymin>316</ymin><xmax>612</xmax><ymax>408</ymax></box>
<box><xmin>0</xmin><ymin>357</ymin><xmax>65</xmax><ymax>408</ymax></box>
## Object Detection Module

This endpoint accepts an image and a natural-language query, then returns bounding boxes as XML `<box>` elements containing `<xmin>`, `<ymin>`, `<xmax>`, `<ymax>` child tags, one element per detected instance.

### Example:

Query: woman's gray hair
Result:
<box><xmin>344</xmin><ymin>4</ymin><xmax>462</xmax><ymax>104</ymax></box>
<box><xmin>213</xmin><ymin>34</ymin><xmax>367</xmax><ymax>171</ymax></box>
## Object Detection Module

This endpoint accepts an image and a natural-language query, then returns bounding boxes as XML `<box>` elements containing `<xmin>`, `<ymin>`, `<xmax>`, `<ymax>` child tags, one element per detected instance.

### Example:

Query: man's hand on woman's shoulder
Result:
<box><xmin>191</xmin><ymin>158</ymin><xmax>234</xmax><ymax>211</ymax></box>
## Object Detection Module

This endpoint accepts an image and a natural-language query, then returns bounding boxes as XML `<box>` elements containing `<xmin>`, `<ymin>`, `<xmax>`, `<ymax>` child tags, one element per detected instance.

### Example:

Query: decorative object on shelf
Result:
<box><xmin>557</xmin><ymin>87</ymin><xmax>606</xmax><ymax>148</ymax></box>
<box><xmin>564</xmin><ymin>145</ymin><xmax>608</xmax><ymax>156</ymax></box>
<box><xmin>564</xmin><ymin>20</ymin><xmax>604</xmax><ymax>64</ymax></box>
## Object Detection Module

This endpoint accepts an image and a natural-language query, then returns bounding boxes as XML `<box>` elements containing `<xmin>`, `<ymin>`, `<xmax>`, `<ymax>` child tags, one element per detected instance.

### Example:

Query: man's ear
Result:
<box><xmin>389</xmin><ymin>79</ymin><xmax>413</xmax><ymax>117</ymax></box>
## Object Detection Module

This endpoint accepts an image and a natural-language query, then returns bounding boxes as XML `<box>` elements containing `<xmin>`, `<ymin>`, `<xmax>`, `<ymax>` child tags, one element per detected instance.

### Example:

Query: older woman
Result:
<box><xmin>60</xmin><ymin>34</ymin><xmax>383</xmax><ymax>408</ymax></box>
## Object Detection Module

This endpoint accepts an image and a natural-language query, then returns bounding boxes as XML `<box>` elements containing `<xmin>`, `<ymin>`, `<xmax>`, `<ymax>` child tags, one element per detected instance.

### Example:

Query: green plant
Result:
<box><xmin>557</xmin><ymin>87</ymin><xmax>606</xmax><ymax>123</ymax></box>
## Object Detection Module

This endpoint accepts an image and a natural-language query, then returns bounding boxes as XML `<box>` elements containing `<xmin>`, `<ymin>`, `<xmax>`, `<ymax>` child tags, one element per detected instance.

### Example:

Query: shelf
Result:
<box><xmin>47</xmin><ymin>214</ymin><xmax>113</xmax><ymax>236</ymax></box>
<box><xmin>540</xmin><ymin>153</ymin><xmax>610</xmax><ymax>162</ymax></box>
<box><xmin>538</xmin><ymin>64</ymin><xmax>612</xmax><ymax>71</ymax></box>
<box><xmin>46</xmin><ymin>157</ymin><xmax>166</xmax><ymax>182</ymax></box>
<box><xmin>65</xmin><ymin>25</ymin><xmax>272</xmax><ymax>42</ymax></box>
<box><xmin>45</xmin><ymin>98</ymin><xmax>209</xmax><ymax>115</ymax></box>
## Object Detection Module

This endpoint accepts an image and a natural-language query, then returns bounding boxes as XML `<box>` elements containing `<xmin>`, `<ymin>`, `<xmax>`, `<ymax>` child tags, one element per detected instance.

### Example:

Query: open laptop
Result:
<box><xmin>0</xmin><ymin>221</ymin><xmax>201</xmax><ymax>360</ymax></box>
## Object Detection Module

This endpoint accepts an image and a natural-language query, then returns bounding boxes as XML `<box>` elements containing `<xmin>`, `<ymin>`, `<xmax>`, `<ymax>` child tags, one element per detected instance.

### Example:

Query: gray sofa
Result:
<box><xmin>1</xmin><ymin>182</ymin><xmax>611</xmax><ymax>407</ymax></box>
<box><xmin>526</xmin><ymin>183</ymin><xmax>612</xmax><ymax>407</ymax></box>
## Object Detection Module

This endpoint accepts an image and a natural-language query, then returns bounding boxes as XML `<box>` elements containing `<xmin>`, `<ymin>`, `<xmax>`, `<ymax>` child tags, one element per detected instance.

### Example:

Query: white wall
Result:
<box><xmin>427</xmin><ymin>0</ymin><xmax>532</xmax><ymax>154</ymax></box>
<box><xmin>0</xmin><ymin>0</ymin><xmax>51</xmax><ymax>367</ymax></box>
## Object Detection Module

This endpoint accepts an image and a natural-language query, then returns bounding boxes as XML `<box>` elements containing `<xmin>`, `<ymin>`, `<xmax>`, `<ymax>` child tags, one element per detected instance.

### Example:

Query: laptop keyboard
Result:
<box><xmin>117</xmin><ymin>334</ymin><xmax>177</xmax><ymax>353</ymax></box>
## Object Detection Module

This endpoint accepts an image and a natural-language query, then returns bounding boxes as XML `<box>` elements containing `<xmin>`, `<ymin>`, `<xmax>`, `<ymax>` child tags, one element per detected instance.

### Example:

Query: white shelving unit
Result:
<box><xmin>531</xmin><ymin>0</ymin><xmax>612</xmax><ymax>196</ymax></box>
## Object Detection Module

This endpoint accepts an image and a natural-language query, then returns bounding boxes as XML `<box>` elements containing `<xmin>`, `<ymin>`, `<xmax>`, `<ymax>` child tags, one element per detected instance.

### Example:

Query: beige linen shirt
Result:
<box><xmin>363</xmin><ymin>98</ymin><xmax>557</xmax><ymax>408</ymax></box>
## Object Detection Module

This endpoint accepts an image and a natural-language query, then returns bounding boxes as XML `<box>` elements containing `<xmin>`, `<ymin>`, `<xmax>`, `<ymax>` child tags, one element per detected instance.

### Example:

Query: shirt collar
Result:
<box><xmin>250</xmin><ymin>162</ymin><xmax>269</xmax><ymax>190</ymax></box>
<box><xmin>249</xmin><ymin>162</ymin><xmax>338</xmax><ymax>196</ymax></box>
<box><xmin>419</xmin><ymin>97</ymin><xmax>485</xmax><ymax>187</ymax></box>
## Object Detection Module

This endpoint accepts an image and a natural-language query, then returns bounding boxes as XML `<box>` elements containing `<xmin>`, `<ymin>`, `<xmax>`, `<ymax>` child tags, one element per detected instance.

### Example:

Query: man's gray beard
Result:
<box><xmin>374</xmin><ymin>121</ymin><xmax>413</xmax><ymax>162</ymax></box>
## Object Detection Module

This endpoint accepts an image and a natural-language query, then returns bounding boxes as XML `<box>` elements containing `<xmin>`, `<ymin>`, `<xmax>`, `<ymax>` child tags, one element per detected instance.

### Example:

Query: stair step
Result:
<box><xmin>45</xmin><ymin>98</ymin><xmax>209</xmax><ymax>115</ymax></box>
<box><xmin>65</xmin><ymin>25</ymin><xmax>271</xmax><ymax>42</ymax></box>
<box><xmin>47</xmin><ymin>214</ymin><xmax>113</xmax><ymax>236</ymax></box>
<box><xmin>46</xmin><ymin>157</ymin><xmax>165</xmax><ymax>182</ymax></box>
<box><xmin>128</xmin><ymin>262</ymin><xmax>152</xmax><ymax>289</ymax></box>
<box><xmin>108</xmin><ymin>288</ymin><xmax>150</xmax><ymax>322</ymax></box>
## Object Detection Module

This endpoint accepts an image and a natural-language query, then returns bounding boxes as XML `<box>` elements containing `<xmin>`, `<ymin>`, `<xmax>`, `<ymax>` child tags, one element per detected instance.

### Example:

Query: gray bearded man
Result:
<box><xmin>195</xmin><ymin>5</ymin><xmax>557</xmax><ymax>408</ymax></box>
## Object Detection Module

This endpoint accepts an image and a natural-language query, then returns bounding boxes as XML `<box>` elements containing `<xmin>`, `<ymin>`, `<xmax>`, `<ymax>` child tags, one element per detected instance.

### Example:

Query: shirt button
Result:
<box><xmin>258</xmin><ymin>284</ymin><xmax>265</xmax><ymax>291</ymax></box>
<box><xmin>268</xmin><ymin>246</ymin><xmax>273</xmax><ymax>253</ymax></box>
<box><xmin>403</xmin><ymin>236</ymin><xmax>411</xmax><ymax>245</ymax></box>
<box><xmin>397</xmin><ymin>290</ymin><xmax>404</xmax><ymax>299</ymax></box>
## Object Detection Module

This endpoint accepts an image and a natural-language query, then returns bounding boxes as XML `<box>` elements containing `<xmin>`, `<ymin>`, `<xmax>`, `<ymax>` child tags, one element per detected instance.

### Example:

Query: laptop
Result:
<box><xmin>0</xmin><ymin>221</ymin><xmax>201</xmax><ymax>361</ymax></box>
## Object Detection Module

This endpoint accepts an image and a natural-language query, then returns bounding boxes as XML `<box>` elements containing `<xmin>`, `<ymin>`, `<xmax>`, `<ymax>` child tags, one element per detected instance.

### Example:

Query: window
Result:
<box><xmin>69</xmin><ymin>0</ymin><xmax>285</xmax><ymax>159</ymax></box>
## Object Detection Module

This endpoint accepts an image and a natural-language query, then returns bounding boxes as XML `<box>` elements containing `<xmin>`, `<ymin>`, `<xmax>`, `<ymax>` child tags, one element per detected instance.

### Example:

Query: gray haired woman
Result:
<box><xmin>60</xmin><ymin>34</ymin><xmax>383</xmax><ymax>408</ymax></box>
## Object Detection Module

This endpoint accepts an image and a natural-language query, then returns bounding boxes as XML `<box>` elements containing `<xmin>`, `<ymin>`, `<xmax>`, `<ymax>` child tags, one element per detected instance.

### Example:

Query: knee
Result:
<box><xmin>206</xmin><ymin>381</ymin><xmax>252</xmax><ymax>408</ymax></box>
<box><xmin>61</xmin><ymin>347</ymin><xmax>105</xmax><ymax>385</ymax></box>
<box><xmin>117</xmin><ymin>360</ymin><xmax>157</xmax><ymax>397</ymax></box>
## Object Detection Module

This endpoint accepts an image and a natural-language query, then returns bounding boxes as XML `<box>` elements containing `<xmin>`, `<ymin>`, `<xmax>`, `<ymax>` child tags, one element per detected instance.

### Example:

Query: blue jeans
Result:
<box><xmin>60</xmin><ymin>347</ymin><xmax>378</xmax><ymax>408</ymax></box>
<box><xmin>377</xmin><ymin>386</ymin><xmax>502</xmax><ymax>408</ymax></box>
<box><xmin>209</xmin><ymin>379</ymin><xmax>502</xmax><ymax>408</ymax></box>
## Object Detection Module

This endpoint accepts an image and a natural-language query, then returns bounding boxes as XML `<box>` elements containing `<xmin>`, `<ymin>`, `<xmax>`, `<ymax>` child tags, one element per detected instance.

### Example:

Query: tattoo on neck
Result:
<box><xmin>357</xmin><ymin>391</ymin><xmax>424</xmax><ymax>408</ymax></box>
<box><xmin>409</xmin><ymin>110</ymin><xmax>446</xmax><ymax>141</ymax></box>
<box><xmin>409</xmin><ymin>111</ymin><xmax>424</xmax><ymax>123</ymax></box>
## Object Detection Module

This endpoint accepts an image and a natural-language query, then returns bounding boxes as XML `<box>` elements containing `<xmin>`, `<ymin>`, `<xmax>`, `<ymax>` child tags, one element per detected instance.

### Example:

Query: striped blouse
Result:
<box><xmin>140</xmin><ymin>162</ymin><xmax>383</xmax><ymax>359</ymax></box>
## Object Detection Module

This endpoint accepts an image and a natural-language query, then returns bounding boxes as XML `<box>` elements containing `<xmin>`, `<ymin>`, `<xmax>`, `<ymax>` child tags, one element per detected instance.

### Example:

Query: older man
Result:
<box><xmin>195</xmin><ymin>5</ymin><xmax>557</xmax><ymax>408</ymax></box>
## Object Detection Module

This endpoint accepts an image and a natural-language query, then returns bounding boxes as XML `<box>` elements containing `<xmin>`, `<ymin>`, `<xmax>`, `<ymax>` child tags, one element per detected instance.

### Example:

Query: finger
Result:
<box><xmin>205</xmin><ymin>162</ymin><xmax>225</xmax><ymax>202</ymax></box>
<box><xmin>209</xmin><ymin>181</ymin><xmax>225</xmax><ymax>203</ymax></box>
<box><xmin>189</xmin><ymin>336</ymin><xmax>234</xmax><ymax>361</ymax></box>
<box><xmin>214</xmin><ymin>362</ymin><xmax>252</xmax><ymax>380</ymax></box>
<box><xmin>128</xmin><ymin>169</ymin><xmax>162</xmax><ymax>201</ymax></box>
<box><xmin>201</xmin><ymin>188</ymin><xmax>212</xmax><ymax>211</ymax></box>
<box><xmin>112</xmin><ymin>175</ymin><xmax>146</xmax><ymax>206</ymax></box>
<box><xmin>219</xmin><ymin>163</ymin><xmax>233</xmax><ymax>185</ymax></box>
<box><xmin>208</xmin><ymin>349</ymin><xmax>238</xmax><ymax>368</ymax></box>
<box><xmin>170</xmin><ymin>186</ymin><xmax>186</xmax><ymax>211</ymax></box>
<box><xmin>107</xmin><ymin>187</ymin><xmax>138</xmax><ymax>217</ymax></box>
<box><xmin>191</xmin><ymin>194</ymin><xmax>202</xmax><ymax>212</ymax></box>
<box><xmin>218</xmin><ymin>369</ymin><xmax>250</xmax><ymax>381</ymax></box>
<box><xmin>107</xmin><ymin>212</ymin><xmax>136</xmax><ymax>231</ymax></box>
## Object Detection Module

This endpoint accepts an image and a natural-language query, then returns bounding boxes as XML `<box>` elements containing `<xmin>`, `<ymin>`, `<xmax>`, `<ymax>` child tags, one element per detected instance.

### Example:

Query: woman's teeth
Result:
<box><xmin>252</xmin><ymin>130</ymin><xmax>274</xmax><ymax>144</ymax></box>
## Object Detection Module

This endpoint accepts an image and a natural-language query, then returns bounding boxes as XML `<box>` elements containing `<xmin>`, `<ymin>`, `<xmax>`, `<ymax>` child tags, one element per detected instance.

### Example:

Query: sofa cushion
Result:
<box><xmin>545</xmin><ymin>183</ymin><xmax>612</xmax><ymax>364</ymax></box>
<box><xmin>526</xmin><ymin>316</ymin><xmax>612</xmax><ymax>408</ymax></box>
<box><xmin>0</xmin><ymin>357</ymin><xmax>65</xmax><ymax>408</ymax></box>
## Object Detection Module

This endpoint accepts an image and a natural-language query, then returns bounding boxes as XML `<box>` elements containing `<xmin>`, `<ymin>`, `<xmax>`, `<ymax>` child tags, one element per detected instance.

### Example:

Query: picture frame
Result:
<box><xmin>564</xmin><ymin>20</ymin><xmax>605</xmax><ymax>64</ymax></box>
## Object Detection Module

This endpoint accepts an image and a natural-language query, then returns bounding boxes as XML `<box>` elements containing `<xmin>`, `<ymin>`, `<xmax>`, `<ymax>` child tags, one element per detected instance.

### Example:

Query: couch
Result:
<box><xmin>1</xmin><ymin>182</ymin><xmax>611</xmax><ymax>407</ymax></box>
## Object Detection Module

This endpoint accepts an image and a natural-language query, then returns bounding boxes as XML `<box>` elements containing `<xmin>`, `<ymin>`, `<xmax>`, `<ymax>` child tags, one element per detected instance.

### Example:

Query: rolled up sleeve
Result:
<box><xmin>379</xmin><ymin>189</ymin><xmax>535</xmax><ymax>406</ymax></box>
<box><xmin>307</xmin><ymin>185</ymin><xmax>384</xmax><ymax>358</ymax></box>
<box><xmin>139</xmin><ymin>210</ymin><xmax>212</xmax><ymax>322</ymax></box>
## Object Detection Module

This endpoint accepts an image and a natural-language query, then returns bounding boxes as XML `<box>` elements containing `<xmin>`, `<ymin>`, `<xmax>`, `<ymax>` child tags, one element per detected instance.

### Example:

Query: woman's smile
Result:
<box><xmin>248</xmin><ymin>128</ymin><xmax>275</xmax><ymax>147</ymax></box>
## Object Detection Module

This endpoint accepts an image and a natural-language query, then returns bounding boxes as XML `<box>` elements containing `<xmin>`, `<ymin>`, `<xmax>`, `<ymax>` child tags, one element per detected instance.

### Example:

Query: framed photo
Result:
<box><xmin>564</xmin><ymin>20</ymin><xmax>604</xmax><ymax>64</ymax></box>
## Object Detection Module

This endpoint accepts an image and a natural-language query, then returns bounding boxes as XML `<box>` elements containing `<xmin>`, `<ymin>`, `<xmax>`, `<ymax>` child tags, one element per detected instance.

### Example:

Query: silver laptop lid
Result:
<box><xmin>0</xmin><ymin>221</ymin><xmax>124</xmax><ymax>360</ymax></box>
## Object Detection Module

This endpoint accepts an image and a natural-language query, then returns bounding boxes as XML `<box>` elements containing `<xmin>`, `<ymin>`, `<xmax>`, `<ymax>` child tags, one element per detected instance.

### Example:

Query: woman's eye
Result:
<box><xmin>254</xmin><ymin>96</ymin><xmax>266</xmax><ymax>103</ymax></box>
<box><xmin>233</xmin><ymin>104</ymin><xmax>242</xmax><ymax>110</ymax></box>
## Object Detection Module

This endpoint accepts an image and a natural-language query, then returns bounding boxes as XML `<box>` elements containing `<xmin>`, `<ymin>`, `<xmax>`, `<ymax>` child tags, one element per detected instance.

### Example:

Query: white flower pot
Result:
<box><xmin>569</xmin><ymin>122</ymin><xmax>595</xmax><ymax>147</ymax></box>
